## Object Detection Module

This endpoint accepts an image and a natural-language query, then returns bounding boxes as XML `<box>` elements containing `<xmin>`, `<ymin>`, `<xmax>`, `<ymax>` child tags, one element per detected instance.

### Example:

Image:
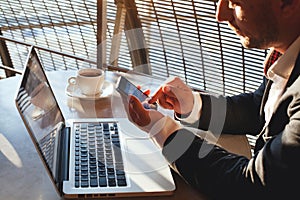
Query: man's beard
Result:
<box><xmin>239</xmin><ymin>17</ymin><xmax>278</xmax><ymax>50</ymax></box>
<box><xmin>240</xmin><ymin>33</ymin><xmax>277</xmax><ymax>50</ymax></box>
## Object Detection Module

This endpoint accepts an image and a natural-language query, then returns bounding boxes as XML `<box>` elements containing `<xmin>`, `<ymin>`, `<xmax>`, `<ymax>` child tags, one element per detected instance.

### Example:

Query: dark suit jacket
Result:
<box><xmin>162</xmin><ymin>53</ymin><xmax>300</xmax><ymax>200</ymax></box>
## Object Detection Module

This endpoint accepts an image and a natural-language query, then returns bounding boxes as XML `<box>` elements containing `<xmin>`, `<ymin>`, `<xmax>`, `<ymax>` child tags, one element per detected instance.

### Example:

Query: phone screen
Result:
<box><xmin>116</xmin><ymin>76</ymin><xmax>149</xmax><ymax>102</ymax></box>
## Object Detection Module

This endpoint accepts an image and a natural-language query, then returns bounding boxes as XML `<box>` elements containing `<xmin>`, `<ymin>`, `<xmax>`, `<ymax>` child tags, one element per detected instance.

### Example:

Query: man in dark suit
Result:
<box><xmin>123</xmin><ymin>0</ymin><xmax>300</xmax><ymax>199</ymax></box>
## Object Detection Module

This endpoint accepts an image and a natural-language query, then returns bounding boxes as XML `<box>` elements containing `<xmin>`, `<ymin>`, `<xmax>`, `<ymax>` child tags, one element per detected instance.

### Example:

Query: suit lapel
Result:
<box><xmin>255</xmin><ymin>53</ymin><xmax>300</xmax><ymax>153</ymax></box>
<box><xmin>271</xmin><ymin>53</ymin><xmax>300</xmax><ymax>113</ymax></box>
<box><xmin>286</xmin><ymin>53</ymin><xmax>300</xmax><ymax>88</ymax></box>
<box><xmin>260</xmin><ymin>79</ymin><xmax>273</xmax><ymax>118</ymax></box>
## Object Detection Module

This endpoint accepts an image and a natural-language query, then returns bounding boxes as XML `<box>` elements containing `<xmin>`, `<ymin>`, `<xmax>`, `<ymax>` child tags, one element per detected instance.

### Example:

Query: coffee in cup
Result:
<box><xmin>68</xmin><ymin>68</ymin><xmax>105</xmax><ymax>96</ymax></box>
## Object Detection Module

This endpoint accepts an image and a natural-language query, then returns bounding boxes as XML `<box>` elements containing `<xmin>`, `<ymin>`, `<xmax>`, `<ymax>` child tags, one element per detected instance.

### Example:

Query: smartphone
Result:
<box><xmin>116</xmin><ymin>76</ymin><xmax>157</xmax><ymax>109</ymax></box>
<box><xmin>116</xmin><ymin>76</ymin><xmax>149</xmax><ymax>101</ymax></box>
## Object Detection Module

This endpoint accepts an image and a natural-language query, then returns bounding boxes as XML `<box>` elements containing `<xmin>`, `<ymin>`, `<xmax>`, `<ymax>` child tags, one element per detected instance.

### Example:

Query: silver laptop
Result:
<box><xmin>15</xmin><ymin>46</ymin><xmax>175</xmax><ymax>199</ymax></box>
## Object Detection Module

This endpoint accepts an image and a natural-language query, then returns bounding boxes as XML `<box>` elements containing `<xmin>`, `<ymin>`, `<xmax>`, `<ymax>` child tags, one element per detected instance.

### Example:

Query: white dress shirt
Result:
<box><xmin>264</xmin><ymin>36</ymin><xmax>300</xmax><ymax>124</ymax></box>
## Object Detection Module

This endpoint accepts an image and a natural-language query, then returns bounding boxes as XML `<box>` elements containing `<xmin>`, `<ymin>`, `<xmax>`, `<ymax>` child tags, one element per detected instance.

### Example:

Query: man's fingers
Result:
<box><xmin>148</xmin><ymin>87</ymin><xmax>164</xmax><ymax>104</ymax></box>
<box><xmin>163</xmin><ymin>85</ymin><xmax>184</xmax><ymax>99</ymax></box>
<box><xmin>148</xmin><ymin>77</ymin><xmax>179</xmax><ymax>104</ymax></box>
<box><xmin>158</xmin><ymin>100</ymin><xmax>174</xmax><ymax>110</ymax></box>
<box><xmin>143</xmin><ymin>89</ymin><xmax>151</xmax><ymax>96</ymax></box>
<box><xmin>149</xmin><ymin>77</ymin><xmax>187</xmax><ymax>105</ymax></box>
<box><xmin>136</xmin><ymin>85</ymin><xmax>151</xmax><ymax>96</ymax></box>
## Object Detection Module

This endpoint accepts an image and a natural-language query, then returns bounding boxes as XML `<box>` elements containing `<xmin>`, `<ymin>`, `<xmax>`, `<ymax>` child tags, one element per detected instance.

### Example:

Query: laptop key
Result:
<box><xmin>99</xmin><ymin>177</ymin><xmax>107</xmax><ymax>187</ymax></box>
<box><xmin>117</xmin><ymin>175</ymin><xmax>126</xmax><ymax>180</ymax></box>
<box><xmin>108</xmin><ymin>174</ymin><xmax>115</xmax><ymax>179</ymax></box>
<box><xmin>99</xmin><ymin>171</ymin><xmax>106</xmax><ymax>177</ymax></box>
<box><xmin>81</xmin><ymin>170</ymin><xmax>88</xmax><ymax>176</ymax></box>
<box><xmin>81</xmin><ymin>181</ymin><xmax>89</xmax><ymax>188</ymax></box>
<box><xmin>103</xmin><ymin>123</ymin><xmax>109</xmax><ymax>131</ymax></box>
<box><xmin>81</xmin><ymin>175</ymin><xmax>88</xmax><ymax>181</ymax></box>
<box><xmin>108</xmin><ymin>179</ymin><xmax>116</xmax><ymax>187</ymax></box>
<box><xmin>90</xmin><ymin>178</ymin><xmax>98</xmax><ymax>187</ymax></box>
<box><xmin>116</xmin><ymin>170</ymin><xmax>125</xmax><ymax>175</ymax></box>
<box><xmin>117</xmin><ymin>179</ymin><xmax>127</xmax><ymax>187</ymax></box>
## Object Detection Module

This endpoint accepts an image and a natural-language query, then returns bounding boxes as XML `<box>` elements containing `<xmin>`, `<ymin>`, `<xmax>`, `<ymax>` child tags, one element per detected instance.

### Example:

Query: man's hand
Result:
<box><xmin>136</xmin><ymin>85</ymin><xmax>151</xmax><ymax>96</ymax></box>
<box><xmin>148</xmin><ymin>77</ymin><xmax>194</xmax><ymax>115</ymax></box>
<box><xmin>122</xmin><ymin>95</ymin><xmax>164</xmax><ymax>133</ymax></box>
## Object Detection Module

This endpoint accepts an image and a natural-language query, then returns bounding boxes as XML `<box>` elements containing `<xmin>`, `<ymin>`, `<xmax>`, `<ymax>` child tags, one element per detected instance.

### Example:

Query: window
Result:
<box><xmin>105</xmin><ymin>0</ymin><xmax>267</xmax><ymax>96</ymax></box>
<box><xmin>125</xmin><ymin>0</ymin><xmax>267</xmax><ymax>95</ymax></box>
<box><xmin>1</xmin><ymin>0</ymin><xmax>267</xmax><ymax>97</ymax></box>
<box><xmin>0</xmin><ymin>0</ymin><xmax>97</xmax><ymax>73</ymax></box>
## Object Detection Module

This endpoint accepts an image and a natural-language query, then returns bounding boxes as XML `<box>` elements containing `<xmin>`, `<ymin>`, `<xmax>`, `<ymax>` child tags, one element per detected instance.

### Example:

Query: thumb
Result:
<box><xmin>129</xmin><ymin>95</ymin><xmax>150</xmax><ymax>126</ymax></box>
<box><xmin>129</xmin><ymin>95</ymin><xmax>145</xmax><ymax>113</ymax></box>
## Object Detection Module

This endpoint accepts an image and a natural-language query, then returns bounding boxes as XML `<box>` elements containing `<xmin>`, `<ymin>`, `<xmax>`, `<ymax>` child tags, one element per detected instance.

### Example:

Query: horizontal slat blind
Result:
<box><xmin>1</xmin><ymin>0</ymin><xmax>267</xmax><ymax>96</ymax></box>
<box><xmin>0</xmin><ymin>0</ymin><xmax>97</xmax><ymax>72</ymax></box>
<box><xmin>132</xmin><ymin>0</ymin><xmax>267</xmax><ymax>95</ymax></box>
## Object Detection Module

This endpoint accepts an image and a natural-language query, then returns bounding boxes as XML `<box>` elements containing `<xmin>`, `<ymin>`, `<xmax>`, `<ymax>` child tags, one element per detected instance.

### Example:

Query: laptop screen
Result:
<box><xmin>15</xmin><ymin>47</ymin><xmax>64</xmax><ymax>183</ymax></box>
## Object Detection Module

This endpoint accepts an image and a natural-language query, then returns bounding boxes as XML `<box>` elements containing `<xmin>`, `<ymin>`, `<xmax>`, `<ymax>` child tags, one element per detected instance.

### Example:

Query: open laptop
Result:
<box><xmin>15</xmin><ymin>46</ymin><xmax>175</xmax><ymax>199</ymax></box>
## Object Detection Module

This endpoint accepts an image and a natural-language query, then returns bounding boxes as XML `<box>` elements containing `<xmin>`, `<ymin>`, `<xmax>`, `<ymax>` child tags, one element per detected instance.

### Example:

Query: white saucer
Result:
<box><xmin>66</xmin><ymin>81</ymin><xmax>114</xmax><ymax>100</ymax></box>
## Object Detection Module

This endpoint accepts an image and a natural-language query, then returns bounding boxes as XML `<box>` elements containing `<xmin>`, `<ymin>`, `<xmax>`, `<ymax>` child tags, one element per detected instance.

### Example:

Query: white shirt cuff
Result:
<box><xmin>175</xmin><ymin>92</ymin><xmax>202</xmax><ymax>123</ymax></box>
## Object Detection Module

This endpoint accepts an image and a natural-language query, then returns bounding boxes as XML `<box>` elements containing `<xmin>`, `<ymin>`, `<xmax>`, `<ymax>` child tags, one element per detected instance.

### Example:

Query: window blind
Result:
<box><xmin>1</xmin><ymin>0</ymin><xmax>267</xmax><ymax>97</ymax></box>
<box><xmin>129</xmin><ymin>0</ymin><xmax>267</xmax><ymax>95</ymax></box>
<box><xmin>0</xmin><ymin>0</ymin><xmax>97</xmax><ymax>72</ymax></box>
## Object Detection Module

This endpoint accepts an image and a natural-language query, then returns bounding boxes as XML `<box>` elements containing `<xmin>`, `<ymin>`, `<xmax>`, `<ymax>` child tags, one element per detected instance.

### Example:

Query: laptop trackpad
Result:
<box><xmin>124</xmin><ymin>138</ymin><xmax>168</xmax><ymax>174</ymax></box>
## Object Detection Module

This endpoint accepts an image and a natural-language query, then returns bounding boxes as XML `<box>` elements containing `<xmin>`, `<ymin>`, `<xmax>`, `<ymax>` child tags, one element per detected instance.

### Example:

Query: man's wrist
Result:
<box><xmin>175</xmin><ymin>92</ymin><xmax>202</xmax><ymax>123</ymax></box>
<box><xmin>149</xmin><ymin>116</ymin><xmax>181</xmax><ymax>148</ymax></box>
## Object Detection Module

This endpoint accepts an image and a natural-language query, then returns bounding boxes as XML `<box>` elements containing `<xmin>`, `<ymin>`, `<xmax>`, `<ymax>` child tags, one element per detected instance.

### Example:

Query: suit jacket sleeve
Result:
<box><xmin>187</xmin><ymin>77</ymin><xmax>267</xmax><ymax>135</ymax></box>
<box><xmin>162</xmin><ymin>75</ymin><xmax>300</xmax><ymax>199</ymax></box>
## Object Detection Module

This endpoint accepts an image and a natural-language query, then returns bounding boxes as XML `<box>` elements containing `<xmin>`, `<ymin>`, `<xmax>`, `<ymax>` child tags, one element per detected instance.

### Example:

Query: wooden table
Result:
<box><xmin>0</xmin><ymin>70</ymin><xmax>209</xmax><ymax>200</ymax></box>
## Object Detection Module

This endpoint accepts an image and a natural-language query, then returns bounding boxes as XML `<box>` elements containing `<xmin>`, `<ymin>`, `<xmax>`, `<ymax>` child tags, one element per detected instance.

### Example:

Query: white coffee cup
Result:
<box><xmin>68</xmin><ymin>68</ymin><xmax>105</xmax><ymax>96</ymax></box>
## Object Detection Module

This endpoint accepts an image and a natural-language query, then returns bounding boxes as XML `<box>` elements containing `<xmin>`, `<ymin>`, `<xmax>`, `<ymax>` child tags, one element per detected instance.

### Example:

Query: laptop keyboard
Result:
<box><xmin>74</xmin><ymin>122</ymin><xmax>127</xmax><ymax>188</ymax></box>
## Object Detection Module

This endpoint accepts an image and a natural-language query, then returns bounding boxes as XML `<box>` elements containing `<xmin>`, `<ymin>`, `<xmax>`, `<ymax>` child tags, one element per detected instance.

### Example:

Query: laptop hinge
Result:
<box><xmin>56</xmin><ymin>123</ymin><xmax>70</xmax><ymax>193</ymax></box>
